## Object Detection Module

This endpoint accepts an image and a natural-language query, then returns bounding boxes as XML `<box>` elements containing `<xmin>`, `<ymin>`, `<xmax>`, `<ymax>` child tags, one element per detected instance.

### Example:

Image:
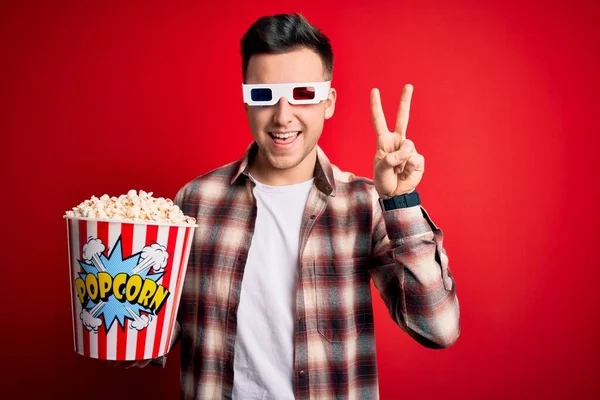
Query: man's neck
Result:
<box><xmin>249</xmin><ymin>148</ymin><xmax>317</xmax><ymax>186</ymax></box>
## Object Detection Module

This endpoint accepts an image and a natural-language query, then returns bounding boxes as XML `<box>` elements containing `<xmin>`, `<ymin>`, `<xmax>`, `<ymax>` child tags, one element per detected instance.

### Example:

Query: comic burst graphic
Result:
<box><xmin>76</xmin><ymin>236</ymin><xmax>169</xmax><ymax>333</ymax></box>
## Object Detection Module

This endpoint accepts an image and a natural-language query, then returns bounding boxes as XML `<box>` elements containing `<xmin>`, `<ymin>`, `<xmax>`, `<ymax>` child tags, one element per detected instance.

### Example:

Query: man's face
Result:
<box><xmin>244</xmin><ymin>47</ymin><xmax>336</xmax><ymax>173</ymax></box>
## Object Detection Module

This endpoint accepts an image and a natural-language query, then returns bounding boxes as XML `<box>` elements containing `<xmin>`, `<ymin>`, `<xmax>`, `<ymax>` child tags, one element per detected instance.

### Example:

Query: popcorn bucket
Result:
<box><xmin>64</xmin><ymin>216</ymin><xmax>197</xmax><ymax>360</ymax></box>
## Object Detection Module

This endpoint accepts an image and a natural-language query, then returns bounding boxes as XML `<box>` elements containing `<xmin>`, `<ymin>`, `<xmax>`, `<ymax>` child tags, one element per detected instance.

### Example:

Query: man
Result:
<box><xmin>129</xmin><ymin>12</ymin><xmax>460</xmax><ymax>399</ymax></box>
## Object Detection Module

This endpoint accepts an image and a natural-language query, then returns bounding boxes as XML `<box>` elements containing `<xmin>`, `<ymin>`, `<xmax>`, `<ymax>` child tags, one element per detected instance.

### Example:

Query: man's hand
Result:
<box><xmin>371</xmin><ymin>84</ymin><xmax>425</xmax><ymax>198</ymax></box>
<box><xmin>107</xmin><ymin>359</ymin><xmax>153</xmax><ymax>369</ymax></box>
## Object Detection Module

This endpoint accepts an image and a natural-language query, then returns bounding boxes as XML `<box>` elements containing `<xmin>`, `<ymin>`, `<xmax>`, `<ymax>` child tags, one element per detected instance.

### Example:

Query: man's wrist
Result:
<box><xmin>380</xmin><ymin>190</ymin><xmax>421</xmax><ymax>211</ymax></box>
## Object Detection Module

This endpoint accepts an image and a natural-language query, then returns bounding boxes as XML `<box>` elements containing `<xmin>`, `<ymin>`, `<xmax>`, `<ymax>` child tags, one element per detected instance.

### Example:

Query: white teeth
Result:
<box><xmin>271</xmin><ymin>131</ymin><xmax>300</xmax><ymax>139</ymax></box>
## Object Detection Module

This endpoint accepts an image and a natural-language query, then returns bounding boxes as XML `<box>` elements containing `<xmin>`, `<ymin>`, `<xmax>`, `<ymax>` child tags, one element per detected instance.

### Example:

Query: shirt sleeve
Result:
<box><xmin>368</xmin><ymin>188</ymin><xmax>460</xmax><ymax>348</ymax></box>
<box><xmin>174</xmin><ymin>185</ymin><xmax>186</xmax><ymax>210</ymax></box>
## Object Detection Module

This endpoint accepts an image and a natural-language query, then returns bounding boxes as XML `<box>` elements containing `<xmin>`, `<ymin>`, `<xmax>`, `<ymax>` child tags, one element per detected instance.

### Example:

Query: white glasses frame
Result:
<box><xmin>242</xmin><ymin>81</ymin><xmax>331</xmax><ymax>106</ymax></box>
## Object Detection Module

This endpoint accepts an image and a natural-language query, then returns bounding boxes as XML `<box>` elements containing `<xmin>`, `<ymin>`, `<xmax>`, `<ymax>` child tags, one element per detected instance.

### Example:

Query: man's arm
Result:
<box><xmin>368</xmin><ymin>190</ymin><xmax>460</xmax><ymax>349</ymax></box>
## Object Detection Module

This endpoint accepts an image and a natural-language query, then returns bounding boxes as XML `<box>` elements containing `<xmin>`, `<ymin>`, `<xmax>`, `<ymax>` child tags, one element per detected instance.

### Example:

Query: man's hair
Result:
<box><xmin>240</xmin><ymin>13</ymin><xmax>334</xmax><ymax>81</ymax></box>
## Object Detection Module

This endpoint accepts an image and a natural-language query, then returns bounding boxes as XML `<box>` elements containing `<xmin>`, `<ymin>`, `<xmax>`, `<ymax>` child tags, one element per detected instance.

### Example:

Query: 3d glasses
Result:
<box><xmin>242</xmin><ymin>81</ymin><xmax>331</xmax><ymax>106</ymax></box>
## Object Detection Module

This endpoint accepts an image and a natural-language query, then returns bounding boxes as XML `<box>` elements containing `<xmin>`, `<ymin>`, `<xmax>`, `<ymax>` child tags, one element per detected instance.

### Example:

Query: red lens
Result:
<box><xmin>292</xmin><ymin>86</ymin><xmax>316</xmax><ymax>100</ymax></box>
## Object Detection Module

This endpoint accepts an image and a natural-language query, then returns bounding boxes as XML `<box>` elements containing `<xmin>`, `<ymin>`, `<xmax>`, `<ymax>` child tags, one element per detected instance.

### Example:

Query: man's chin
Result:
<box><xmin>267</xmin><ymin>154</ymin><xmax>302</xmax><ymax>171</ymax></box>
<box><xmin>257</xmin><ymin>140</ymin><xmax>316</xmax><ymax>172</ymax></box>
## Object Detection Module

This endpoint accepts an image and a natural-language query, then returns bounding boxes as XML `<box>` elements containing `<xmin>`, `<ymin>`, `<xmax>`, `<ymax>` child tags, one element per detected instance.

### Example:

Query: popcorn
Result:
<box><xmin>65</xmin><ymin>190</ymin><xmax>196</xmax><ymax>225</ymax></box>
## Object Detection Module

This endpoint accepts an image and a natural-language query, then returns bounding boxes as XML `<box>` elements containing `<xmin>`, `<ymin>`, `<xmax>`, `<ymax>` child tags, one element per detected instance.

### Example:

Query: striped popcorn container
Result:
<box><xmin>64</xmin><ymin>216</ymin><xmax>197</xmax><ymax>360</ymax></box>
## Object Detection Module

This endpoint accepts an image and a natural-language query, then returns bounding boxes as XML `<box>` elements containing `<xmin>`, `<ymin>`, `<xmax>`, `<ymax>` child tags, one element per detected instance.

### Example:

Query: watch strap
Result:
<box><xmin>381</xmin><ymin>190</ymin><xmax>421</xmax><ymax>210</ymax></box>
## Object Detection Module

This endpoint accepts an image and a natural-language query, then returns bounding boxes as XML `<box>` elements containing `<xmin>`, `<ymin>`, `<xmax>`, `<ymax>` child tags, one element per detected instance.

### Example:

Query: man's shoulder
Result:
<box><xmin>175</xmin><ymin>158</ymin><xmax>242</xmax><ymax>203</ymax></box>
<box><xmin>330</xmin><ymin>163</ymin><xmax>377</xmax><ymax>194</ymax></box>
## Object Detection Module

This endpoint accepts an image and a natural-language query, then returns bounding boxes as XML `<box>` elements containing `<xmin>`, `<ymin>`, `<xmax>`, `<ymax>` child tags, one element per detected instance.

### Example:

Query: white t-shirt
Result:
<box><xmin>232</xmin><ymin>175</ymin><xmax>314</xmax><ymax>400</ymax></box>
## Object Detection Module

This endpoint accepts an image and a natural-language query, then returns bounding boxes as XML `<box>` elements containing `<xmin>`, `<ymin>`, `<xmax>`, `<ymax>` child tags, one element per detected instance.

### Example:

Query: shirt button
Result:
<box><xmin>299</xmin><ymin>370</ymin><xmax>305</xmax><ymax>376</ymax></box>
<box><xmin>310</xmin><ymin>215</ymin><xmax>316</xmax><ymax>219</ymax></box>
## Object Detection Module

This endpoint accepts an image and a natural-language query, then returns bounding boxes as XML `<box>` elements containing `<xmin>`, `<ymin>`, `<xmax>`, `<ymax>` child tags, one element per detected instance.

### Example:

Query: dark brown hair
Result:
<box><xmin>240</xmin><ymin>13</ymin><xmax>334</xmax><ymax>81</ymax></box>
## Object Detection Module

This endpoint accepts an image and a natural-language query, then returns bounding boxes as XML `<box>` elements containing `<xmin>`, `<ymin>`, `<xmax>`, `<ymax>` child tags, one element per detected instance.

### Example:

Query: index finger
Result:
<box><xmin>394</xmin><ymin>84</ymin><xmax>414</xmax><ymax>140</ymax></box>
<box><xmin>370</xmin><ymin>88</ymin><xmax>389</xmax><ymax>137</ymax></box>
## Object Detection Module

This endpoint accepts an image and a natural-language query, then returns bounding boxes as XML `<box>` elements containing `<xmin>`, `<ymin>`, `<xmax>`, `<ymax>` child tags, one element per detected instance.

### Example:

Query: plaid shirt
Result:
<box><xmin>158</xmin><ymin>142</ymin><xmax>460</xmax><ymax>399</ymax></box>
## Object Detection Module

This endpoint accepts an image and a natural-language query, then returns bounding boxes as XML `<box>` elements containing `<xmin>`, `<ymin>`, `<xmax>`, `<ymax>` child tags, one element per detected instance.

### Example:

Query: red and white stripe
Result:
<box><xmin>66</xmin><ymin>217</ymin><xmax>195</xmax><ymax>360</ymax></box>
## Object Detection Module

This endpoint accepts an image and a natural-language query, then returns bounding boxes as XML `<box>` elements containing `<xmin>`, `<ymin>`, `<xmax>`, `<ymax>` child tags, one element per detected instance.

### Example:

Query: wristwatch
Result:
<box><xmin>381</xmin><ymin>190</ymin><xmax>421</xmax><ymax>211</ymax></box>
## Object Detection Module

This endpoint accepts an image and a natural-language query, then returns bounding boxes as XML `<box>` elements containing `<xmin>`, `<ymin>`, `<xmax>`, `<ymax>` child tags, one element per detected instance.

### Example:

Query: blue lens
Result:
<box><xmin>251</xmin><ymin>88</ymin><xmax>272</xmax><ymax>102</ymax></box>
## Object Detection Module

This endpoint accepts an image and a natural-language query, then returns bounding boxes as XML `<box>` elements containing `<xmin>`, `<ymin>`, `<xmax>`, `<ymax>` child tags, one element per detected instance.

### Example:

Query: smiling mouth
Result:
<box><xmin>268</xmin><ymin>131</ymin><xmax>302</xmax><ymax>143</ymax></box>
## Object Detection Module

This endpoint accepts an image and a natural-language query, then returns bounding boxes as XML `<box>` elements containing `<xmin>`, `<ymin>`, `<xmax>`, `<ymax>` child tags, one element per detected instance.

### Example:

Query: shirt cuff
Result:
<box><xmin>381</xmin><ymin>205</ymin><xmax>437</xmax><ymax>240</ymax></box>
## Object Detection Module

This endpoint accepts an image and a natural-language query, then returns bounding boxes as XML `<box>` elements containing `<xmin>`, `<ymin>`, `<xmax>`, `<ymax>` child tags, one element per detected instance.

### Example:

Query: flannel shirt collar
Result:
<box><xmin>231</xmin><ymin>141</ymin><xmax>336</xmax><ymax>197</ymax></box>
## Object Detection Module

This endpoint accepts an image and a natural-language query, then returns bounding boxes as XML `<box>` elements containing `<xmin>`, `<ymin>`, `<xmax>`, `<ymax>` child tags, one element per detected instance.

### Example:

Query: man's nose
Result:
<box><xmin>273</xmin><ymin>97</ymin><xmax>293</xmax><ymax>125</ymax></box>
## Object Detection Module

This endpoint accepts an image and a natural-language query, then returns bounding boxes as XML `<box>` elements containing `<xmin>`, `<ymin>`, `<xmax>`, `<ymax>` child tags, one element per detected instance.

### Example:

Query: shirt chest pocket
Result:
<box><xmin>314</xmin><ymin>257</ymin><xmax>368</xmax><ymax>342</ymax></box>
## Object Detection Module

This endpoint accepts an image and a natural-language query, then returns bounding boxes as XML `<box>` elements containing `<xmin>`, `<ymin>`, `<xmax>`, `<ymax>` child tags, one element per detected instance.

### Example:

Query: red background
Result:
<box><xmin>2</xmin><ymin>0</ymin><xmax>599</xmax><ymax>399</ymax></box>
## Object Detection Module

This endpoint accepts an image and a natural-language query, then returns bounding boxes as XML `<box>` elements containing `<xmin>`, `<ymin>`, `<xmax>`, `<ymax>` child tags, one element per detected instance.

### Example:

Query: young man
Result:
<box><xmin>141</xmin><ymin>13</ymin><xmax>459</xmax><ymax>399</ymax></box>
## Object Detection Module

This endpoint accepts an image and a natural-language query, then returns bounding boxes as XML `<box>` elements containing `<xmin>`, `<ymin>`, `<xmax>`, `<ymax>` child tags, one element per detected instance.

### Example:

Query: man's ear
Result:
<box><xmin>244</xmin><ymin>103</ymin><xmax>252</xmax><ymax>117</ymax></box>
<box><xmin>324</xmin><ymin>87</ymin><xmax>336</xmax><ymax>120</ymax></box>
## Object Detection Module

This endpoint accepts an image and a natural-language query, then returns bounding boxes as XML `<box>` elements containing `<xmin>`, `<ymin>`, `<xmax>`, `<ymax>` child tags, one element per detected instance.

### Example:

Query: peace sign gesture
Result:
<box><xmin>371</xmin><ymin>84</ymin><xmax>425</xmax><ymax>198</ymax></box>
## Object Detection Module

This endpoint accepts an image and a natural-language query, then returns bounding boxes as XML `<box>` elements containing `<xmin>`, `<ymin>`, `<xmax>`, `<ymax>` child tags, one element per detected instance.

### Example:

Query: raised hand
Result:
<box><xmin>371</xmin><ymin>84</ymin><xmax>425</xmax><ymax>198</ymax></box>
